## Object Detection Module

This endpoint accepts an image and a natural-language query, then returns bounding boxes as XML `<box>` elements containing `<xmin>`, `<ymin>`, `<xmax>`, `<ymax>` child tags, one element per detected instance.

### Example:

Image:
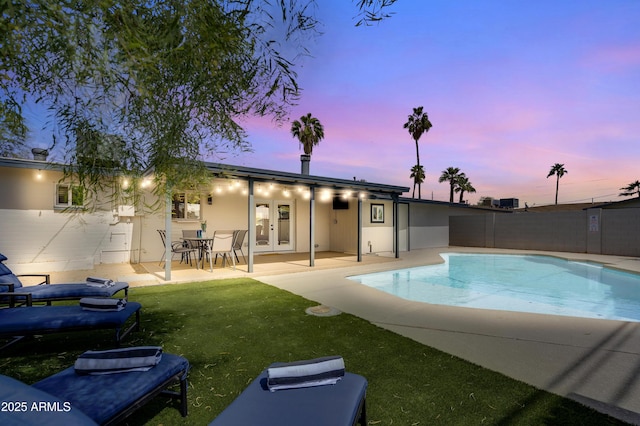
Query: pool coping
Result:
<box><xmin>258</xmin><ymin>247</ymin><xmax>640</xmax><ymax>424</ymax></box>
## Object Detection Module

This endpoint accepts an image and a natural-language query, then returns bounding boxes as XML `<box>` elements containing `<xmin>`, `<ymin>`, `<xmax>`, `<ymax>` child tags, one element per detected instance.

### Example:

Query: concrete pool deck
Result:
<box><xmin>47</xmin><ymin>247</ymin><xmax>640</xmax><ymax>423</ymax></box>
<box><xmin>255</xmin><ymin>248</ymin><xmax>640</xmax><ymax>424</ymax></box>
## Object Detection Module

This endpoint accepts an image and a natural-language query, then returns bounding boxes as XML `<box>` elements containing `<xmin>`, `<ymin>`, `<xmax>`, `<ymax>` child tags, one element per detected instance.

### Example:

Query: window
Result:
<box><xmin>172</xmin><ymin>192</ymin><xmax>201</xmax><ymax>220</ymax></box>
<box><xmin>56</xmin><ymin>184</ymin><xmax>85</xmax><ymax>208</ymax></box>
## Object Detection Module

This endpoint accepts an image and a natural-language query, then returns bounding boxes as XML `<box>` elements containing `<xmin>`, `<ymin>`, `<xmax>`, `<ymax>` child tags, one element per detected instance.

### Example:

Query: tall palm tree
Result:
<box><xmin>455</xmin><ymin>174</ymin><xmax>476</xmax><ymax>203</ymax></box>
<box><xmin>439</xmin><ymin>167</ymin><xmax>461</xmax><ymax>203</ymax></box>
<box><xmin>619</xmin><ymin>180</ymin><xmax>640</xmax><ymax>198</ymax></box>
<box><xmin>291</xmin><ymin>113</ymin><xmax>324</xmax><ymax>174</ymax></box>
<box><xmin>410</xmin><ymin>164</ymin><xmax>425</xmax><ymax>199</ymax></box>
<box><xmin>546</xmin><ymin>163</ymin><xmax>568</xmax><ymax>205</ymax></box>
<box><xmin>403</xmin><ymin>106</ymin><xmax>432</xmax><ymax>199</ymax></box>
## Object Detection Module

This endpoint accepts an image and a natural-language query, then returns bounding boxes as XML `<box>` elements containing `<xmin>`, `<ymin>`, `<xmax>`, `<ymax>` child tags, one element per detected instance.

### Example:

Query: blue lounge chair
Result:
<box><xmin>209</xmin><ymin>361</ymin><xmax>368</xmax><ymax>426</ymax></box>
<box><xmin>0</xmin><ymin>352</ymin><xmax>189</xmax><ymax>425</ymax></box>
<box><xmin>0</xmin><ymin>253</ymin><xmax>128</xmax><ymax>305</ymax></box>
<box><xmin>0</xmin><ymin>293</ymin><xmax>140</xmax><ymax>350</ymax></box>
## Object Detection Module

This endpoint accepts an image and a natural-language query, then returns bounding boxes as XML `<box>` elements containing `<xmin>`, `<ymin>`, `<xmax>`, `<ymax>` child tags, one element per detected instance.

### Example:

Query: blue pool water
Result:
<box><xmin>349</xmin><ymin>253</ymin><xmax>640</xmax><ymax>321</ymax></box>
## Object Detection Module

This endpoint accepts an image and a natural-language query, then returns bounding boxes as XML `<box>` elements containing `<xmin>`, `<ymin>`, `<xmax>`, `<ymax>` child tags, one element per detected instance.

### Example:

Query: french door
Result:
<box><xmin>255</xmin><ymin>200</ymin><xmax>294</xmax><ymax>252</ymax></box>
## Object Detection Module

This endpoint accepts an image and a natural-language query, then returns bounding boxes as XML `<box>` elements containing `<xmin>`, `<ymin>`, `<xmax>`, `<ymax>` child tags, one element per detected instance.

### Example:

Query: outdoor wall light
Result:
<box><xmin>36</xmin><ymin>169</ymin><xmax>42</xmax><ymax>180</ymax></box>
<box><xmin>122</xmin><ymin>178</ymin><xmax>129</xmax><ymax>189</ymax></box>
<box><xmin>342</xmin><ymin>190</ymin><xmax>352</xmax><ymax>199</ymax></box>
<box><xmin>319</xmin><ymin>189</ymin><xmax>332</xmax><ymax>202</ymax></box>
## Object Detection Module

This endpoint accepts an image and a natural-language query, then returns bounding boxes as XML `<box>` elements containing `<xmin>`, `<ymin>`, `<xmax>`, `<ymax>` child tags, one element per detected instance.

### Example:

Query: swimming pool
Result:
<box><xmin>348</xmin><ymin>253</ymin><xmax>640</xmax><ymax>322</ymax></box>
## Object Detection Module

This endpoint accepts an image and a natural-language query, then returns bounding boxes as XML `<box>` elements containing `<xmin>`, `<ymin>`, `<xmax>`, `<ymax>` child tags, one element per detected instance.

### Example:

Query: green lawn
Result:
<box><xmin>2</xmin><ymin>279</ymin><xmax>626</xmax><ymax>425</ymax></box>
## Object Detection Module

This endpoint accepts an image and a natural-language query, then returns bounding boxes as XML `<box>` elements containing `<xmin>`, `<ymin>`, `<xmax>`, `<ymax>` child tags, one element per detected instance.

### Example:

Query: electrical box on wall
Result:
<box><xmin>117</xmin><ymin>205</ymin><xmax>135</xmax><ymax>217</ymax></box>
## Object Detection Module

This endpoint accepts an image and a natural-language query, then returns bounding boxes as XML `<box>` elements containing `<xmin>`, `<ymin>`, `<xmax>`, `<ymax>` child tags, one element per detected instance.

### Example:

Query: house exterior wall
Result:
<box><xmin>1</xmin><ymin>161</ymin><xmax>378</xmax><ymax>270</ymax></box>
<box><xmin>0</xmin><ymin>166</ymin><xmax>137</xmax><ymax>273</ymax></box>
<box><xmin>329</xmin><ymin>199</ymin><xmax>358</xmax><ymax>253</ymax></box>
<box><xmin>0</xmin><ymin>166</ymin><xmax>52</xmax><ymax>210</ymax></box>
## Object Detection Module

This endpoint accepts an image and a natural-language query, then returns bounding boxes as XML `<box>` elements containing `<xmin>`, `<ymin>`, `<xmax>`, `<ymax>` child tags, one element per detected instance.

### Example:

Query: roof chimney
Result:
<box><xmin>31</xmin><ymin>148</ymin><xmax>48</xmax><ymax>161</ymax></box>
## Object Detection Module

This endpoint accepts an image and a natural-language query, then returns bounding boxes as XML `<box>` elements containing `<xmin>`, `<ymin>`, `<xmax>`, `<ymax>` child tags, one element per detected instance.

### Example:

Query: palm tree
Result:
<box><xmin>439</xmin><ymin>167</ymin><xmax>461</xmax><ymax>203</ymax></box>
<box><xmin>455</xmin><ymin>174</ymin><xmax>476</xmax><ymax>203</ymax></box>
<box><xmin>291</xmin><ymin>113</ymin><xmax>324</xmax><ymax>174</ymax></box>
<box><xmin>403</xmin><ymin>106</ymin><xmax>432</xmax><ymax>199</ymax></box>
<box><xmin>546</xmin><ymin>163</ymin><xmax>568</xmax><ymax>205</ymax></box>
<box><xmin>409</xmin><ymin>164</ymin><xmax>425</xmax><ymax>199</ymax></box>
<box><xmin>619</xmin><ymin>180</ymin><xmax>640</xmax><ymax>198</ymax></box>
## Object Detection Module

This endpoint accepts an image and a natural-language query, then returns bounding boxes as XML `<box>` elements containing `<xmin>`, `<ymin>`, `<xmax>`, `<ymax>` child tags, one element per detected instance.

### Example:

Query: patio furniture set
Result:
<box><xmin>158</xmin><ymin>229</ymin><xmax>247</xmax><ymax>272</ymax></box>
<box><xmin>0</xmin><ymin>252</ymin><xmax>368</xmax><ymax>425</ymax></box>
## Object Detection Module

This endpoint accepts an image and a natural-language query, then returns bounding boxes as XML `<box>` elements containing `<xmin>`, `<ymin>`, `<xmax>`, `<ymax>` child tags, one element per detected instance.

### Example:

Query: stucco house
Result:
<box><xmin>1</xmin><ymin>153</ymin><xmax>502</xmax><ymax>275</ymax></box>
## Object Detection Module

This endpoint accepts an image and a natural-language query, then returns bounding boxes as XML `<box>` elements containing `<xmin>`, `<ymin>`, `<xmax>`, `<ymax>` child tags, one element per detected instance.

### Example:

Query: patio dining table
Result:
<box><xmin>182</xmin><ymin>236</ymin><xmax>214</xmax><ymax>272</ymax></box>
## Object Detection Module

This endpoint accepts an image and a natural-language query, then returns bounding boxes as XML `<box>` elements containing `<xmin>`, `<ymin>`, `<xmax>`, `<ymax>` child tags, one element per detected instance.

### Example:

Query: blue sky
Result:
<box><xmin>228</xmin><ymin>0</ymin><xmax>640</xmax><ymax>206</ymax></box>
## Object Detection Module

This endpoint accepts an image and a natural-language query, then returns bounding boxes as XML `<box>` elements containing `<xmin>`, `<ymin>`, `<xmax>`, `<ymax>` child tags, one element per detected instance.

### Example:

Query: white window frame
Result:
<box><xmin>55</xmin><ymin>183</ymin><xmax>85</xmax><ymax>209</ymax></box>
<box><xmin>172</xmin><ymin>191</ymin><xmax>201</xmax><ymax>221</ymax></box>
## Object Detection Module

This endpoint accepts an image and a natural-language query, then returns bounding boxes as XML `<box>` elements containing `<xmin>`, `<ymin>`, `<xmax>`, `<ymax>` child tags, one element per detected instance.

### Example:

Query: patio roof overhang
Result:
<box><xmin>204</xmin><ymin>162</ymin><xmax>409</xmax><ymax>199</ymax></box>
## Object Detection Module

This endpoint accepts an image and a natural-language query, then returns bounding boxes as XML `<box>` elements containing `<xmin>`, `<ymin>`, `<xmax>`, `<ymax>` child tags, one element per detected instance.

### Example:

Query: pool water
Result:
<box><xmin>348</xmin><ymin>253</ymin><xmax>640</xmax><ymax>321</ymax></box>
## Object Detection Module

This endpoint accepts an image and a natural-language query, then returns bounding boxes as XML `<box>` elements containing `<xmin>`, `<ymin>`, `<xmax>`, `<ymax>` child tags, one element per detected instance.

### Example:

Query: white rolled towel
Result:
<box><xmin>267</xmin><ymin>356</ymin><xmax>345</xmax><ymax>392</ymax></box>
<box><xmin>79</xmin><ymin>297</ymin><xmax>126</xmax><ymax>311</ymax></box>
<box><xmin>75</xmin><ymin>346</ymin><xmax>163</xmax><ymax>375</ymax></box>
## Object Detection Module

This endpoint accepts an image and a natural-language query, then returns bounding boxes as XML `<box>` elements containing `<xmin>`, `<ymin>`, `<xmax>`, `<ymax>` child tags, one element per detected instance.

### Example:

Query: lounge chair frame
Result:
<box><xmin>0</xmin><ymin>293</ymin><xmax>140</xmax><ymax>351</ymax></box>
<box><xmin>0</xmin><ymin>353</ymin><xmax>189</xmax><ymax>425</ymax></box>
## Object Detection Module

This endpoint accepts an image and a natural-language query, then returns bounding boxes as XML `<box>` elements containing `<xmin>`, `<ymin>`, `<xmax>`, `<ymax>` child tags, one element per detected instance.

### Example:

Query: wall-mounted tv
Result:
<box><xmin>332</xmin><ymin>196</ymin><xmax>349</xmax><ymax>210</ymax></box>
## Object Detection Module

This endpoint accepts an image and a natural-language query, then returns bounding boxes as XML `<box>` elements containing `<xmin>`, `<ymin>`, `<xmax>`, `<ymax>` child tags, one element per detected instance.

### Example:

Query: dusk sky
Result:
<box><xmin>22</xmin><ymin>1</ymin><xmax>639</xmax><ymax>207</ymax></box>
<box><xmin>226</xmin><ymin>0</ymin><xmax>640</xmax><ymax>206</ymax></box>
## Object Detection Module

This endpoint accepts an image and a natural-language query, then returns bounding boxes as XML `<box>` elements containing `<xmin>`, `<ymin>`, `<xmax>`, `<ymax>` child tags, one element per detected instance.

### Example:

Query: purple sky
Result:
<box><xmin>223</xmin><ymin>0</ymin><xmax>640</xmax><ymax>206</ymax></box>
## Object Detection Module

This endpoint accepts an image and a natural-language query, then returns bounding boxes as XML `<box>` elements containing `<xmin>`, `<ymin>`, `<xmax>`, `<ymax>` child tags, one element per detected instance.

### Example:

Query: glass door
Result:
<box><xmin>255</xmin><ymin>200</ymin><xmax>294</xmax><ymax>252</ymax></box>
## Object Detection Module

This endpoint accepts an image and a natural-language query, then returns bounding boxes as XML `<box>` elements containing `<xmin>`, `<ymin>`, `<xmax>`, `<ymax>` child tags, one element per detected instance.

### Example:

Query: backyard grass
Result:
<box><xmin>2</xmin><ymin>278</ymin><xmax>627</xmax><ymax>425</ymax></box>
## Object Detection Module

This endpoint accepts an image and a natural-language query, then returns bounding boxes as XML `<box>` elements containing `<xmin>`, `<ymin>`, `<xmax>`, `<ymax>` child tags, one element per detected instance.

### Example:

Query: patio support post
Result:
<box><xmin>247</xmin><ymin>178</ymin><xmax>255</xmax><ymax>273</ymax></box>
<box><xmin>357</xmin><ymin>196</ymin><xmax>362</xmax><ymax>262</ymax></box>
<box><xmin>309</xmin><ymin>186</ymin><xmax>315</xmax><ymax>267</ymax></box>
<box><xmin>393</xmin><ymin>196</ymin><xmax>399</xmax><ymax>259</ymax></box>
<box><xmin>164</xmin><ymin>190</ymin><xmax>172</xmax><ymax>281</ymax></box>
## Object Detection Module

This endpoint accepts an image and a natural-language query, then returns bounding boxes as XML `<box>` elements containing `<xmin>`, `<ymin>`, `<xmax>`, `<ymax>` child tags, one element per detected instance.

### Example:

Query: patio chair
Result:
<box><xmin>210</xmin><ymin>230</ymin><xmax>235</xmax><ymax>270</ymax></box>
<box><xmin>209</xmin><ymin>356</ymin><xmax>367</xmax><ymax>426</ymax></box>
<box><xmin>157</xmin><ymin>230</ymin><xmax>199</xmax><ymax>268</ymax></box>
<box><xmin>232</xmin><ymin>230</ymin><xmax>248</xmax><ymax>264</ymax></box>
<box><xmin>0</xmin><ymin>293</ymin><xmax>141</xmax><ymax>350</ymax></box>
<box><xmin>0</xmin><ymin>253</ymin><xmax>128</xmax><ymax>306</ymax></box>
<box><xmin>0</xmin><ymin>348</ymin><xmax>189</xmax><ymax>425</ymax></box>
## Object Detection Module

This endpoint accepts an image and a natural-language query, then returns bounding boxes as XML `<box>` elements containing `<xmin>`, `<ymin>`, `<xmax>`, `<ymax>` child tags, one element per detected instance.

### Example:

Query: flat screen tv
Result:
<box><xmin>332</xmin><ymin>196</ymin><xmax>349</xmax><ymax>210</ymax></box>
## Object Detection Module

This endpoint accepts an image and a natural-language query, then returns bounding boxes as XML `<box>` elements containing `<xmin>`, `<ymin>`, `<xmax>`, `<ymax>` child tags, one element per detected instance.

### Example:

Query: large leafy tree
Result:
<box><xmin>455</xmin><ymin>174</ymin><xmax>476</xmax><ymax>203</ymax></box>
<box><xmin>547</xmin><ymin>163</ymin><xmax>568</xmax><ymax>205</ymax></box>
<box><xmin>1</xmin><ymin>0</ymin><xmax>322</xmax><ymax>207</ymax></box>
<box><xmin>409</xmin><ymin>164</ymin><xmax>425</xmax><ymax>199</ymax></box>
<box><xmin>403</xmin><ymin>106</ymin><xmax>432</xmax><ymax>199</ymax></box>
<box><xmin>291</xmin><ymin>113</ymin><xmax>325</xmax><ymax>156</ymax></box>
<box><xmin>438</xmin><ymin>167</ymin><xmax>462</xmax><ymax>203</ymax></box>
<box><xmin>619</xmin><ymin>180</ymin><xmax>640</xmax><ymax>198</ymax></box>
